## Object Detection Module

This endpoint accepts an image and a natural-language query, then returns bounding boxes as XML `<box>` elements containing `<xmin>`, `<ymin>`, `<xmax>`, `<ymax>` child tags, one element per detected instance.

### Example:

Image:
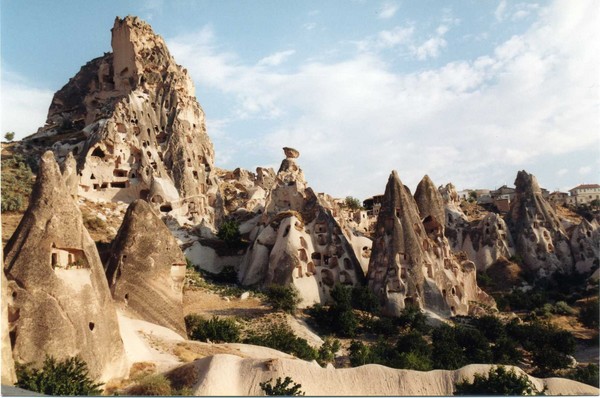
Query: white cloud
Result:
<box><xmin>495</xmin><ymin>0</ymin><xmax>508</xmax><ymax>21</ymax></box>
<box><xmin>411</xmin><ymin>24</ymin><xmax>449</xmax><ymax>60</ymax></box>
<box><xmin>303</xmin><ymin>22</ymin><xmax>316</xmax><ymax>31</ymax></box>
<box><xmin>356</xmin><ymin>25</ymin><xmax>414</xmax><ymax>51</ymax></box>
<box><xmin>379</xmin><ymin>2</ymin><xmax>399</xmax><ymax>19</ymax></box>
<box><xmin>166</xmin><ymin>0</ymin><xmax>599</xmax><ymax>198</ymax></box>
<box><xmin>557</xmin><ymin>168</ymin><xmax>568</xmax><ymax>177</ymax></box>
<box><xmin>258</xmin><ymin>50</ymin><xmax>295</xmax><ymax>67</ymax></box>
<box><xmin>0</xmin><ymin>69</ymin><xmax>54</xmax><ymax>140</ymax></box>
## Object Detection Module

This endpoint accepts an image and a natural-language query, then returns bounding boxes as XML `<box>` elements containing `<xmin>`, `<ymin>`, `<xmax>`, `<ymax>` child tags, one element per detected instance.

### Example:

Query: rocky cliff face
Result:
<box><xmin>3</xmin><ymin>151</ymin><xmax>128</xmax><ymax>382</ymax></box>
<box><xmin>105</xmin><ymin>199</ymin><xmax>187</xmax><ymax>337</ymax></box>
<box><xmin>367</xmin><ymin>172</ymin><xmax>493</xmax><ymax>317</ymax></box>
<box><xmin>1</xmin><ymin>266</ymin><xmax>16</xmax><ymax>386</ymax></box>
<box><xmin>507</xmin><ymin>170</ymin><xmax>573</xmax><ymax>275</ymax></box>
<box><xmin>28</xmin><ymin>16</ymin><xmax>217</xmax><ymax>226</ymax></box>
<box><xmin>238</xmin><ymin>148</ymin><xmax>369</xmax><ymax>306</ymax></box>
<box><xmin>569</xmin><ymin>217</ymin><xmax>600</xmax><ymax>274</ymax></box>
<box><xmin>440</xmin><ymin>183</ymin><xmax>515</xmax><ymax>271</ymax></box>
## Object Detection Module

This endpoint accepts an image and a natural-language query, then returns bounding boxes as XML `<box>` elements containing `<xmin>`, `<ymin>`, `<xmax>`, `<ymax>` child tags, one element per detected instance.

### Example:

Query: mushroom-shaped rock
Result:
<box><xmin>283</xmin><ymin>147</ymin><xmax>300</xmax><ymax>159</ymax></box>
<box><xmin>105</xmin><ymin>199</ymin><xmax>187</xmax><ymax>336</ymax></box>
<box><xmin>3</xmin><ymin>151</ymin><xmax>128</xmax><ymax>382</ymax></box>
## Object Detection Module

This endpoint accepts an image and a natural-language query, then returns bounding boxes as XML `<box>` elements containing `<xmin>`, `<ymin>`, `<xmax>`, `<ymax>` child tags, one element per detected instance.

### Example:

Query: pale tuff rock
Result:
<box><xmin>570</xmin><ymin>218</ymin><xmax>600</xmax><ymax>273</ymax></box>
<box><xmin>60</xmin><ymin>151</ymin><xmax>79</xmax><ymax>199</ymax></box>
<box><xmin>169</xmin><ymin>355</ymin><xmax>599</xmax><ymax>396</ymax></box>
<box><xmin>215</xmin><ymin>167</ymin><xmax>274</xmax><ymax>217</ymax></box>
<box><xmin>105</xmin><ymin>199</ymin><xmax>187</xmax><ymax>337</ymax></box>
<box><xmin>28</xmin><ymin>16</ymin><xmax>217</xmax><ymax>226</ymax></box>
<box><xmin>1</xmin><ymin>267</ymin><xmax>16</xmax><ymax>385</ymax></box>
<box><xmin>367</xmin><ymin>172</ymin><xmax>493</xmax><ymax>317</ymax></box>
<box><xmin>507</xmin><ymin>170</ymin><xmax>573</xmax><ymax>275</ymax></box>
<box><xmin>440</xmin><ymin>184</ymin><xmax>515</xmax><ymax>271</ymax></box>
<box><xmin>3</xmin><ymin>151</ymin><xmax>127</xmax><ymax>382</ymax></box>
<box><xmin>238</xmin><ymin>148</ymin><xmax>368</xmax><ymax>306</ymax></box>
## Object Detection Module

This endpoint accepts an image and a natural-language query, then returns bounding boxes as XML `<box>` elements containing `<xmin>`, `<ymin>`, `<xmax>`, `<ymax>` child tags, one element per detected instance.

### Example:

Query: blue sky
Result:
<box><xmin>1</xmin><ymin>0</ymin><xmax>598</xmax><ymax>199</ymax></box>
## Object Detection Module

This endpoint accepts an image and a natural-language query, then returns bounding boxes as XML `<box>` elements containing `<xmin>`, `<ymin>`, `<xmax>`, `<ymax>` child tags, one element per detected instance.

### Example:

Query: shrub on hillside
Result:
<box><xmin>128</xmin><ymin>374</ymin><xmax>173</xmax><ymax>396</ymax></box>
<box><xmin>260</xmin><ymin>377</ymin><xmax>305</xmax><ymax>396</ymax></box>
<box><xmin>579</xmin><ymin>299</ymin><xmax>599</xmax><ymax>329</ymax></box>
<box><xmin>454</xmin><ymin>366</ymin><xmax>542</xmax><ymax>396</ymax></box>
<box><xmin>565</xmin><ymin>363</ymin><xmax>599</xmax><ymax>388</ymax></box>
<box><xmin>265</xmin><ymin>284</ymin><xmax>301</xmax><ymax>313</ymax></box>
<box><xmin>244</xmin><ymin>323</ymin><xmax>317</xmax><ymax>361</ymax></box>
<box><xmin>184</xmin><ymin>314</ymin><xmax>241</xmax><ymax>343</ymax></box>
<box><xmin>217</xmin><ymin>219</ymin><xmax>241</xmax><ymax>247</ymax></box>
<box><xmin>16</xmin><ymin>356</ymin><xmax>102</xmax><ymax>396</ymax></box>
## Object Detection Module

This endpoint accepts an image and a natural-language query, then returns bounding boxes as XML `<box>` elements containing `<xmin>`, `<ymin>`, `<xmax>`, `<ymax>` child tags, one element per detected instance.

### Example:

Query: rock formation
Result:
<box><xmin>569</xmin><ymin>217</ymin><xmax>600</xmax><ymax>273</ymax></box>
<box><xmin>238</xmin><ymin>148</ymin><xmax>369</xmax><ymax>306</ymax></box>
<box><xmin>440</xmin><ymin>183</ymin><xmax>515</xmax><ymax>271</ymax></box>
<box><xmin>1</xmin><ymin>266</ymin><xmax>16</xmax><ymax>385</ymax></box>
<box><xmin>105</xmin><ymin>199</ymin><xmax>187</xmax><ymax>336</ymax></box>
<box><xmin>367</xmin><ymin>172</ymin><xmax>493</xmax><ymax>317</ymax></box>
<box><xmin>28</xmin><ymin>16</ymin><xmax>217</xmax><ymax>226</ymax></box>
<box><xmin>507</xmin><ymin>170</ymin><xmax>573</xmax><ymax>275</ymax></box>
<box><xmin>171</xmin><ymin>356</ymin><xmax>598</xmax><ymax>396</ymax></box>
<box><xmin>3</xmin><ymin>151</ymin><xmax>127</xmax><ymax>381</ymax></box>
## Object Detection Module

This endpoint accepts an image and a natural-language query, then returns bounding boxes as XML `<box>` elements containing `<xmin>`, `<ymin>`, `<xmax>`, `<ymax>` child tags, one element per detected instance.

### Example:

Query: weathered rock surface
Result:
<box><xmin>440</xmin><ymin>183</ymin><xmax>515</xmax><ymax>271</ymax></box>
<box><xmin>28</xmin><ymin>16</ymin><xmax>217</xmax><ymax>226</ymax></box>
<box><xmin>367</xmin><ymin>172</ymin><xmax>493</xmax><ymax>317</ymax></box>
<box><xmin>238</xmin><ymin>148</ymin><xmax>368</xmax><ymax>306</ymax></box>
<box><xmin>569</xmin><ymin>217</ymin><xmax>600</xmax><ymax>273</ymax></box>
<box><xmin>507</xmin><ymin>170</ymin><xmax>573</xmax><ymax>275</ymax></box>
<box><xmin>105</xmin><ymin>199</ymin><xmax>186</xmax><ymax>336</ymax></box>
<box><xmin>1</xmin><ymin>266</ymin><xmax>16</xmax><ymax>386</ymax></box>
<box><xmin>168</xmin><ymin>355</ymin><xmax>599</xmax><ymax>396</ymax></box>
<box><xmin>3</xmin><ymin>151</ymin><xmax>127</xmax><ymax>381</ymax></box>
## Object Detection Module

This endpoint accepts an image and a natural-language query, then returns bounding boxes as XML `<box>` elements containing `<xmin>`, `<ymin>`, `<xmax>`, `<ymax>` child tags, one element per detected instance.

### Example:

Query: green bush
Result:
<box><xmin>1</xmin><ymin>154</ymin><xmax>34</xmax><ymax>213</ymax></box>
<box><xmin>128</xmin><ymin>374</ymin><xmax>172</xmax><ymax>396</ymax></box>
<box><xmin>472</xmin><ymin>315</ymin><xmax>505</xmax><ymax>342</ymax></box>
<box><xmin>579</xmin><ymin>299</ymin><xmax>599</xmax><ymax>329</ymax></box>
<box><xmin>565</xmin><ymin>363</ymin><xmax>599</xmax><ymax>388</ymax></box>
<box><xmin>351</xmin><ymin>285</ymin><xmax>380</xmax><ymax>314</ymax></box>
<box><xmin>307</xmin><ymin>285</ymin><xmax>359</xmax><ymax>337</ymax></box>
<box><xmin>554</xmin><ymin>301</ymin><xmax>577</xmax><ymax>315</ymax></box>
<box><xmin>184</xmin><ymin>315</ymin><xmax>241</xmax><ymax>343</ymax></box>
<box><xmin>454</xmin><ymin>366</ymin><xmax>542</xmax><ymax>395</ymax></box>
<box><xmin>317</xmin><ymin>337</ymin><xmax>341</xmax><ymax>366</ymax></box>
<box><xmin>16</xmin><ymin>356</ymin><xmax>102</xmax><ymax>396</ymax></box>
<box><xmin>265</xmin><ymin>284</ymin><xmax>301</xmax><ymax>313</ymax></box>
<box><xmin>344</xmin><ymin>196</ymin><xmax>362</xmax><ymax>211</ymax></box>
<box><xmin>244</xmin><ymin>323</ymin><xmax>317</xmax><ymax>361</ymax></box>
<box><xmin>217</xmin><ymin>219</ymin><xmax>241</xmax><ymax>246</ymax></box>
<box><xmin>4</xmin><ymin>131</ymin><xmax>15</xmax><ymax>141</ymax></box>
<box><xmin>260</xmin><ymin>377</ymin><xmax>305</xmax><ymax>396</ymax></box>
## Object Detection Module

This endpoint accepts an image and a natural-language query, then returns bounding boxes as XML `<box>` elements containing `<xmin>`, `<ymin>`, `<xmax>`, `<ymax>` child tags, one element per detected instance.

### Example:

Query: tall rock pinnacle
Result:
<box><xmin>3</xmin><ymin>151</ymin><xmax>128</xmax><ymax>382</ymax></box>
<box><xmin>367</xmin><ymin>171</ymin><xmax>494</xmax><ymax>317</ymax></box>
<box><xmin>105</xmin><ymin>199</ymin><xmax>187</xmax><ymax>337</ymax></box>
<box><xmin>507</xmin><ymin>170</ymin><xmax>573</xmax><ymax>275</ymax></box>
<box><xmin>29</xmin><ymin>16</ymin><xmax>217</xmax><ymax>225</ymax></box>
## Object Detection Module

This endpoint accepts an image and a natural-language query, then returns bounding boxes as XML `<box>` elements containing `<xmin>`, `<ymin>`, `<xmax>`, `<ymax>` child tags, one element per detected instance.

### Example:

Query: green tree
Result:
<box><xmin>16</xmin><ymin>356</ymin><xmax>102</xmax><ymax>396</ymax></box>
<box><xmin>344</xmin><ymin>196</ymin><xmax>362</xmax><ymax>211</ymax></box>
<box><xmin>217</xmin><ymin>219</ymin><xmax>241</xmax><ymax>246</ymax></box>
<box><xmin>184</xmin><ymin>315</ymin><xmax>241</xmax><ymax>343</ymax></box>
<box><xmin>265</xmin><ymin>284</ymin><xmax>301</xmax><ymax>314</ymax></box>
<box><xmin>260</xmin><ymin>377</ymin><xmax>305</xmax><ymax>396</ymax></box>
<box><xmin>454</xmin><ymin>366</ymin><xmax>542</xmax><ymax>396</ymax></box>
<box><xmin>579</xmin><ymin>299</ymin><xmax>599</xmax><ymax>329</ymax></box>
<box><xmin>4</xmin><ymin>131</ymin><xmax>15</xmax><ymax>141</ymax></box>
<box><xmin>244</xmin><ymin>323</ymin><xmax>317</xmax><ymax>361</ymax></box>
